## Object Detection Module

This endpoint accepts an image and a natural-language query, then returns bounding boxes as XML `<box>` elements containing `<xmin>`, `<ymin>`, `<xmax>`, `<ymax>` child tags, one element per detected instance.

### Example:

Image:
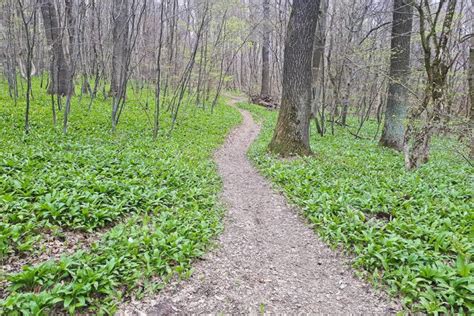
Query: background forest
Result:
<box><xmin>0</xmin><ymin>0</ymin><xmax>472</xmax><ymax>147</ymax></box>
<box><xmin>0</xmin><ymin>0</ymin><xmax>473</xmax><ymax>314</ymax></box>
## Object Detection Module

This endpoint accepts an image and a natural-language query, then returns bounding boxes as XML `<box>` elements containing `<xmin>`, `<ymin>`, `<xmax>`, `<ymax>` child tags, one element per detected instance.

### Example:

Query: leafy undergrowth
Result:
<box><xmin>0</xmin><ymin>80</ymin><xmax>241</xmax><ymax>314</ymax></box>
<box><xmin>239</xmin><ymin>103</ymin><xmax>473</xmax><ymax>314</ymax></box>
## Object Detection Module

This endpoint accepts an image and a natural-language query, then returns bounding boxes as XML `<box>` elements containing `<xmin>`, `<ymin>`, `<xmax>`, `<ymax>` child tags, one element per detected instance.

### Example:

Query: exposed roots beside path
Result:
<box><xmin>120</xmin><ymin>96</ymin><xmax>397</xmax><ymax>314</ymax></box>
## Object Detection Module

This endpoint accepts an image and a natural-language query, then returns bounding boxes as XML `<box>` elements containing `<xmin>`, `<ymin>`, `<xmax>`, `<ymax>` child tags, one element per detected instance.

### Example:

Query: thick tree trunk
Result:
<box><xmin>260</xmin><ymin>0</ymin><xmax>270</xmax><ymax>98</ymax></box>
<box><xmin>40</xmin><ymin>0</ymin><xmax>70</xmax><ymax>96</ymax></box>
<box><xmin>268</xmin><ymin>0</ymin><xmax>321</xmax><ymax>157</ymax></box>
<box><xmin>110</xmin><ymin>0</ymin><xmax>129</xmax><ymax>97</ymax></box>
<box><xmin>379</xmin><ymin>0</ymin><xmax>413</xmax><ymax>151</ymax></box>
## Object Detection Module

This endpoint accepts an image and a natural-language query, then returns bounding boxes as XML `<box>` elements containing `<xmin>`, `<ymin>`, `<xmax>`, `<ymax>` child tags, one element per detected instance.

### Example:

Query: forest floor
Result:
<box><xmin>119</xmin><ymin>96</ymin><xmax>398</xmax><ymax>314</ymax></box>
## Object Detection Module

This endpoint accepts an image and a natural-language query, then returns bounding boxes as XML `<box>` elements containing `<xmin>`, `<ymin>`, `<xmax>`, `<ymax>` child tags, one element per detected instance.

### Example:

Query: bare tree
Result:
<box><xmin>260</xmin><ymin>0</ymin><xmax>270</xmax><ymax>98</ymax></box>
<box><xmin>110</xmin><ymin>0</ymin><xmax>129</xmax><ymax>97</ymax></box>
<box><xmin>379</xmin><ymin>0</ymin><xmax>413</xmax><ymax>151</ymax></box>
<box><xmin>311</xmin><ymin>0</ymin><xmax>327</xmax><ymax>136</ymax></box>
<box><xmin>169</xmin><ymin>1</ymin><xmax>209</xmax><ymax>132</ymax></box>
<box><xmin>39</xmin><ymin>0</ymin><xmax>70</xmax><ymax>97</ymax></box>
<box><xmin>1</xmin><ymin>0</ymin><xmax>19</xmax><ymax>101</ymax></box>
<box><xmin>404</xmin><ymin>0</ymin><xmax>458</xmax><ymax>169</ymax></box>
<box><xmin>469</xmin><ymin>18</ymin><xmax>474</xmax><ymax>158</ymax></box>
<box><xmin>63</xmin><ymin>0</ymin><xmax>86</xmax><ymax>133</ymax></box>
<box><xmin>18</xmin><ymin>0</ymin><xmax>38</xmax><ymax>134</ymax></box>
<box><xmin>153</xmin><ymin>1</ymin><xmax>165</xmax><ymax>140</ymax></box>
<box><xmin>111</xmin><ymin>0</ymin><xmax>147</xmax><ymax>131</ymax></box>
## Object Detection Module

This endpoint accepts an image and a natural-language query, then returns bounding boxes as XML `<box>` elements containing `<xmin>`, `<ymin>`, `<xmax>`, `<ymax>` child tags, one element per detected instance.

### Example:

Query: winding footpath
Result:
<box><xmin>120</xmin><ymin>97</ymin><xmax>397</xmax><ymax>314</ymax></box>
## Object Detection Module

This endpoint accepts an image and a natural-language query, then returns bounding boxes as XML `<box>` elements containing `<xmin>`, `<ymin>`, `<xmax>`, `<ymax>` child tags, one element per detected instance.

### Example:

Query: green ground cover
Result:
<box><xmin>239</xmin><ymin>103</ymin><xmax>473</xmax><ymax>314</ymax></box>
<box><xmin>0</xmin><ymin>80</ymin><xmax>241</xmax><ymax>314</ymax></box>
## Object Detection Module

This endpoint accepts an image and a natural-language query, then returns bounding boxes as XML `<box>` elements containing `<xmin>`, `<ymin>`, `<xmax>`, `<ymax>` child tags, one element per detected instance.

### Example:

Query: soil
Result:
<box><xmin>119</xmin><ymin>97</ymin><xmax>398</xmax><ymax>314</ymax></box>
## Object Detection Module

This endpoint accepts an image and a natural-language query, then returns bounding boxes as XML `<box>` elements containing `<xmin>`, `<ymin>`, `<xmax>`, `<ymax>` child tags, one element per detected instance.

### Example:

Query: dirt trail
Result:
<box><xmin>120</xmin><ymin>97</ymin><xmax>397</xmax><ymax>314</ymax></box>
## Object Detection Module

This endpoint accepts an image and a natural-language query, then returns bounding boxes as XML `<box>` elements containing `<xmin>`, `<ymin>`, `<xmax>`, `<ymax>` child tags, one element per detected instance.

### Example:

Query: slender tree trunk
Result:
<box><xmin>379</xmin><ymin>0</ymin><xmax>413</xmax><ymax>151</ymax></box>
<box><xmin>51</xmin><ymin>94</ymin><xmax>56</xmax><ymax>126</ymax></box>
<box><xmin>110</xmin><ymin>0</ymin><xmax>129</xmax><ymax>97</ymax></box>
<box><xmin>404</xmin><ymin>0</ymin><xmax>457</xmax><ymax>170</ymax></box>
<box><xmin>260</xmin><ymin>0</ymin><xmax>270</xmax><ymax>97</ymax></box>
<box><xmin>268</xmin><ymin>0</ymin><xmax>321</xmax><ymax>156</ymax></box>
<box><xmin>39</xmin><ymin>0</ymin><xmax>70</xmax><ymax>96</ymax></box>
<box><xmin>153</xmin><ymin>1</ymin><xmax>164</xmax><ymax>140</ymax></box>
<box><xmin>311</xmin><ymin>0</ymin><xmax>327</xmax><ymax>136</ymax></box>
<box><xmin>340</xmin><ymin>77</ymin><xmax>351</xmax><ymax>126</ymax></box>
<box><xmin>62</xmin><ymin>0</ymin><xmax>85</xmax><ymax>134</ymax></box>
<box><xmin>469</xmin><ymin>18</ymin><xmax>474</xmax><ymax>158</ymax></box>
<box><xmin>2</xmin><ymin>1</ymin><xmax>18</xmax><ymax>101</ymax></box>
<box><xmin>18</xmin><ymin>0</ymin><xmax>37</xmax><ymax>134</ymax></box>
<box><xmin>170</xmin><ymin>3</ymin><xmax>208</xmax><ymax>131</ymax></box>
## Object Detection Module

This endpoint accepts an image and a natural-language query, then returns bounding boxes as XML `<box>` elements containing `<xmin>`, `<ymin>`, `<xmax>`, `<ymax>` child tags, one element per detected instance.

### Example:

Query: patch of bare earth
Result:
<box><xmin>0</xmin><ymin>214</ymin><xmax>134</xmax><ymax>299</ymax></box>
<box><xmin>2</xmin><ymin>230</ymin><xmax>102</xmax><ymax>275</ymax></box>
<box><xmin>0</xmin><ymin>212</ymin><xmax>136</xmax><ymax>281</ymax></box>
<box><xmin>0</xmin><ymin>229</ymin><xmax>104</xmax><ymax>300</ymax></box>
<box><xmin>119</xmin><ymin>97</ymin><xmax>399</xmax><ymax>314</ymax></box>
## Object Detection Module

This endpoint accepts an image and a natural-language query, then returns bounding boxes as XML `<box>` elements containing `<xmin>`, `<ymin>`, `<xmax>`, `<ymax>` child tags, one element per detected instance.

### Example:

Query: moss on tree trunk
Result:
<box><xmin>268</xmin><ymin>0</ymin><xmax>320</xmax><ymax>157</ymax></box>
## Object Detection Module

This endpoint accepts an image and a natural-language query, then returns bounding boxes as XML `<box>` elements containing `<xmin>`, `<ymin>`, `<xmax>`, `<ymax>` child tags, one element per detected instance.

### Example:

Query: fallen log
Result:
<box><xmin>250</xmin><ymin>95</ymin><xmax>279</xmax><ymax>109</ymax></box>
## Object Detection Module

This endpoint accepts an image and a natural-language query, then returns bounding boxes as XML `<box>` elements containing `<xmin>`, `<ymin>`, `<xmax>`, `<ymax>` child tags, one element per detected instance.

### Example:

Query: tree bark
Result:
<box><xmin>268</xmin><ymin>0</ymin><xmax>321</xmax><ymax>156</ymax></box>
<box><xmin>110</xmin><ymin>0</ymin><xmax>129</xmax><ymax>97</ymax></box>
<box><xmin>311</xmin><ymin>0</ymin><xmax>327</xmax><ymax>136</ymax></box>
<box><xmin>404</xmin><ymin>0</ymin><xmax>456</xmax><ymax>170</ymax></box>
<box><xmin>153</xmin><ymin>1</ymin><xmax>165</xmax><ymax>140</ymax></box>
<box><xmin>40</xmin><ymin>0</ymin><xmax>70</xmax><ymax>96</ymax></box>
<box><xmin>469</xmin><ymin>20</ymin><xmax>474</xmax><ymax>159</ymax></box>
<box><xmin>18</xmin><ymin>0</ymin><xmax>37</xmax><ymax>134</ymax></box>
<box><xmin>379</xmin><ymin>0</ymin><xmax>413</xmax><ymax>151</ymax></box>
<box><xmin>260</xmin><ymin>0</ymin><xmax>270</xmax><ymax>97</ymax></box>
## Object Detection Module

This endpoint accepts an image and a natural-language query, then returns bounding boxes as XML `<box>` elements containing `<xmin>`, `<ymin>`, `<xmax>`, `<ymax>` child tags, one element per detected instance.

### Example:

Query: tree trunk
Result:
<box><xmin>1</xmin><ymin>1</ymin><xmax>18</xmax><ymax>100</ymax></box>
<box><xmin>154</xmin><ymin>1</ymin><xmax>165</xmax><ymax>140</ymax></box>
<box><xmin>311</xmin><ymin>0</ymin><xmax>327</xmax><ymax>136</ymax></box>
<box><xmin>404</xmin><ymin>0</ymin><xmax>456</xmax><ymax>170</ymax></box>
<box><xmin>39</xmin><ymin>0</ymin><xmax>70</xmax><ymax>96</ymax></box>
<box><xmin>340</xmin><ymin>78</ymin><xmax>351</xmax><ymax>126</ymax></box>
<box><xmin>260</xmin><ymin>0</ymin><xmax>270</xmax><ymax>97</ymax></box>
<box><xmin>268</xmin><ymin>0</ymin><xmax>321</xmax><ymax>156</ymax></box>
<box><xmin>379</xmin><ymin>0</ymin><xmax>413</xmax><ymax>151</ymax></box>
<box><xmin>469</xmin><ymin>19</ymin><xmax>474</xmax><ymax>159</ymax></box>
<box><xmin>18</xmin><ymin>0</ymin><xmax>37</xmax><ymax>134</ymax></box>
<box><xmin>110</xmin><ymin>0</ymin><xmax>129</xmax><ymax>97</ymax></box>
